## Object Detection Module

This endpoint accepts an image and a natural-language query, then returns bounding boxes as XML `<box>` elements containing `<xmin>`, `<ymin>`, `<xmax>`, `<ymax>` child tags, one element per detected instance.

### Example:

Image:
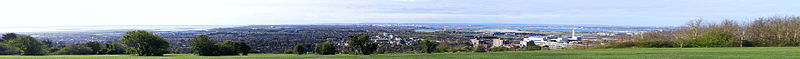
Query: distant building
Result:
<box><xmin>471</xmin><ymin>39</ymin><xmax>480</xmax><ymax>47</ymax></box>
<box><xmin>520</xmin><ymin>36</ymin><xmax>549</xmax><ymax>46</ymax></box>
<box><xmin>492</xmin><ymin>39</ymin><xmax>503</xmax><ymax>47</ymax></box>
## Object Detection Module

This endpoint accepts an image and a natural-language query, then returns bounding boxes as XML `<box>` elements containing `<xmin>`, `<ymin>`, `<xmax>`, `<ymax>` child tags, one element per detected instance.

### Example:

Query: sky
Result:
<box><xmin>1</xmin><ymin>0</ymin><xmax>800</xmax><ymax>27</ymax></box>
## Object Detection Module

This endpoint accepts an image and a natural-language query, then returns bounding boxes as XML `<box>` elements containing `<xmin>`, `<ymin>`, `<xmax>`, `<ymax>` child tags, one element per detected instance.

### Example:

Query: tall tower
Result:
<box><xmin>571</xmin><ymin>27</ymin><xmax>575</xmax><ymax>37</ymax></box>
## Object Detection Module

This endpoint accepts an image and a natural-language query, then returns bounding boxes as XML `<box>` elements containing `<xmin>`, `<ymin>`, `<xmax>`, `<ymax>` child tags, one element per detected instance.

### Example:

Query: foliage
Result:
<box><xmin>419</xmin><ymin>39</ymin><xmax>438</xmax><ymax>53</ymax></box>
<box><xmin>103</xmin><ymin>43</ymin><xmax>127</xmax><ymax>54</ymax></box>
<box><xmin>189</xmin><ymin>35</ymin><xmax>220</xmax><ymax>56</ymax></box>
<box><xmin>79</xmin><ymin>42</ymin><xmax>103</xmax><ymax>54</ymax></box>
<box><xmin>189</xmin><ymin>35</ymin><xmax>251</xmax><ymax>56</ymax></box>
<box><xmin>489</xmin><ymin>47</ymin><xmax>505</xmax><ymax>52</ymax></box>
<box><xmin>54</xmin><ymin>44</ymin><xmax>93</xmax><ymax>55</ymax></box>
<box><xmin>0</xmin><ymin>43</ymin><xmax>20</xmax><ymax>55</ymax></box>
<box><xmin>294</xmin><ymin>44</ymin><xmax>307</xmax><ymax>55</ymax></box>
<box><xmin>472</xmin><ymin>45</ymin><xmax>486</xmax><ymax>52</ymax></box>
<box><xmin>216</xmin><ymin>42</ymin><xmax>238</xmax><ymax>55</ymax></box>
<box><xmin>8</xmin><ymin>35</ymin><xmax>48</xmax><ymax>55</ymax></box>
<box><xmin>120</xmin><ymin>30</ymin><xmax>170</xmax><ymax>56</ymax></box>
<box><xmin>220</xmin><ymin>40</ymin><xmax>250</xmax><ymax>55</ymax></box>
<box><xmin>1</xmin><ymin>33</ymin><xmax>18</xmax><ymax>42</ymax></box>
<box><xmin>314</xmin><ymin>42</ymin><xmax>336</xmax><ymax>55</ymax></box>
<box><xmin>525</xmin><ymin>41</ymin><xmax>541</xmax><ymax>50</ymax></box>
<box><xmin>604</xmin><ymin>16</ymin><xmax>800</xmax><ymax>48</ymax></box>
<box><xmin>347</xmin><ymin>33</ymin><xmax>378</xmax><ymax>55</ymax></box>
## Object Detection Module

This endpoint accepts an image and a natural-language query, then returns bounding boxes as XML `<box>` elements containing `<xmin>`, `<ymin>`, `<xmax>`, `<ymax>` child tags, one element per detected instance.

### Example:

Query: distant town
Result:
<box><xmin>4</xmin><ymin>23</ymin><xmax>668</xmax><ymax>54</ymax></box>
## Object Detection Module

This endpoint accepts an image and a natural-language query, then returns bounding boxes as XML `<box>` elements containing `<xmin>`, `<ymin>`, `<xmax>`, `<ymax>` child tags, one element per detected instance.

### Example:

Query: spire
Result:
<box><xmin>571</xmin><ymin>27</ymin><xmax>575</xmax><ymax>37</ymax></box>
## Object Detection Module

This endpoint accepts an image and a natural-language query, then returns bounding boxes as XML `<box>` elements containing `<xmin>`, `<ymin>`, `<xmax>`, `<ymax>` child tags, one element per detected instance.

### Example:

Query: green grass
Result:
<box><xmin>2</xmin><ymin>47</ymin><xmax>800</xmax><ymax>59</ymax></box>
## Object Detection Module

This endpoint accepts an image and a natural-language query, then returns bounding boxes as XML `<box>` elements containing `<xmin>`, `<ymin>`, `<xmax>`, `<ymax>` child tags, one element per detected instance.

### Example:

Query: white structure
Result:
<box><xmin>520</xmin><ymin>27</ymin><xmax>584</xmax><ymax>47</ymax></box>
<box><xmin>520</xmin><ymin>36</ymin><xmax>548</xmax><ymax>46</ymax></box>
<box><xmin>492</xmin><ymin>39</ymin><xmax>503</xmax><ymax>47</ymax></box>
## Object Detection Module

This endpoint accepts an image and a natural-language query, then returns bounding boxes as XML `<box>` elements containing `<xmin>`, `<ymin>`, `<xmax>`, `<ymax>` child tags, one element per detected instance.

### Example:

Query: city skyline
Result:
<box><xmin>2</xmin><ymin>0</ymin><xmax>800</xmax><ymax>26</ymax></box>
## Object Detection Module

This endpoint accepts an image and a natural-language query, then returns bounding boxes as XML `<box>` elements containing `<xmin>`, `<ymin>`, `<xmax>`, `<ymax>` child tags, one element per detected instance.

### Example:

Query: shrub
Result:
<box><xmin>472</xmin><ymin>45</ymin><xmax>486</xmax><ymax>52</ymax></box>
<box><xmin>314</xmin><ymin>42</ymin><xmax>336</xmax><ymax>55</ymax></box>
<box><xmin>490</xmin><ymin>47</ymin><xmax>505</xmax><ymax>52</ymax></box>
<box><xmin>8</xmin><ymin>35</ymin><xmax>48</xmax><ymax>55</ymax></box>
<box><xmin>0</xmin><ymin>43</ymin><xmax>20</xmax><ymax>55</ymax></box>
<box><xmin>54</xmin><ymin>45</ymin><xmax>93</xmax><ymax>55</ymax></box>
<box><xmin>121</xmin><ymin>30</ymin><xmax>170</xmax><ymax>56</ymax></box>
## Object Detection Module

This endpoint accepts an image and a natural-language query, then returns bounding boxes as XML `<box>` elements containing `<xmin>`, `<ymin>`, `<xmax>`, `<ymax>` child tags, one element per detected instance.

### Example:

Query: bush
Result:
<box><xmin>419</xmin><ymin>39</ymin><xmax>437</xmax><ymax>54</ymax></box>
<box><xmin>472</xmin><ymin>45</ymin><xmax>486</xmax><ymax>52</ymax></box>
<box><xmin>525</xmin><ymin>41</ymin><xmax>541</xmax><ymax>50</ymax></box>
<box><xmin>314</xmin><ymin>42</ymin><xmax>336</xmax><ymax>55</ymax></box>
<box><xmin>54</xmin><ymin>45</ymin><xmax>93</xmax><ymax>55</ymax></box>
<box><xmin>490</xmin><ymin>47</ymin><xmax>505</xmax><ymax>52</ymax></box>
<box><xmin>190</xmin><ymin>35</ymin><xmax>220</xmax><ymax>56</ymax></box>
<box><xmin>347</xmin><ymin>33</ymin><xmax>378</xmax><ymax>55</ymax></box>
<box><xmin>103</xmin><ymin>43</ymin><xmax>127</xmax><ymax>54</ymax></box>
<box><xmin>8</xmin><ymin>35</ymin><xmax>48</xmax><ymax>55</ymax></box>
<box><xmin>294</xmin><ymin>44</ymin><xmax>307</xmax><ymax>55</ymax></box>
<box><xmin>0</xmin><ymin>43</ymin><xmax>20</xmax><ymax>55</ymax></box>
<box><xmin>121</xmin><ymin>30</ymin><xmax>170</xmax><ymax>56</ymax></box>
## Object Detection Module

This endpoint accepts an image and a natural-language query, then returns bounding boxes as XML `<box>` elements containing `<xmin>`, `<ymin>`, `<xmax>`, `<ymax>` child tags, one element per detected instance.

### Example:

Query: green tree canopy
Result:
<box><xmin>525</xmin><ymin>41</ymin><xmax>541</xmax><ymax>50</ymax></box>
<box><xmin>1</xmin><ymin>33</ymin><xmax>19</xmax><ymax>42</ymax></box>
<box><xmin>420</xmin><ymin>39</ymin><xmax>438</xmax><ymax>54</ymax></box>
<box><xmin>294</xmin><ymin>44</ymin><xmax>307</xmax><ymax>55</ymax></box>
<box><xmin>347</xmin><ymin>33</ymin><xmax>377</xmax><ymax>55</ymax></box>
<box><xmin>54</xmin><ymin>44</ymin><xmax>93</xmax><ymax>55</ymax></box>
<box><xmin>79</xmin><ymin>41</ymin><xmax>103</xmax><ymax>54</ymax></box>
<box><xmin>8</xmin><ymin>35</ymin><xmax>48</xmax><ymax>55</ymax></box>
<box><xmin>190</xmin><ymin>35</ymin><xmax>220</xmax><ymax>56</ymax></box>
<box><xmin>0</xmin><ymin>43</ymin><xmax>20</xmax><ymax>55</ymax></box>
<box><xmin>121</xmin><ymin>30</ymin><xmax>170</xmax><ymax>56</ymax></box>
<box><xmin>314</xmin><ymin>42</ymin><xmax>336</xmax><ymax>55</ymax></box>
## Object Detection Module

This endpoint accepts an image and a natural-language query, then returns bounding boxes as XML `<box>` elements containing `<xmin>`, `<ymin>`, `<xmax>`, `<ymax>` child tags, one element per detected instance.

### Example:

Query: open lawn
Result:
<box><xmin>2</xmin><ymin>47</ymin><xmax>800</xmax><ymax>59</ymax></box>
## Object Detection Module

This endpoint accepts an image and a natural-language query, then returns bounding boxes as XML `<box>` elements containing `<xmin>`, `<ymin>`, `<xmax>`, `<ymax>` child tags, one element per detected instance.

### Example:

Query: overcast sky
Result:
<box><xmin>1</xmin><ymin>0</ymin><xmax>799</xmax><ymax>26</ymax></box>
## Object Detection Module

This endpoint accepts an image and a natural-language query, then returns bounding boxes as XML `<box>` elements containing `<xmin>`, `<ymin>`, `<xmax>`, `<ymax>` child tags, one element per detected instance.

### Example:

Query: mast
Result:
<box><xmin>571</xmin><ymin>27</ymin><xmax>575</xmax><ymax>37</ymax></box>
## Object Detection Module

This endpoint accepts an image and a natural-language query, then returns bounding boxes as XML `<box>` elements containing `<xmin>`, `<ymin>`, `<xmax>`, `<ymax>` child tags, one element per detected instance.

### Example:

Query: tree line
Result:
<box><xmin>0</xmin><ymin>30</ymin><xmax>253</xmax><ymax>56</ymax></box>
<box><xmin>603</xmin><ymin>16</ymin><xmax>800</xmax><ymax>48</ymax></box>
<box><xmin>1</xmin><ymin>30</ymin><xmax>548</xmax><ymax>56</ymax></box>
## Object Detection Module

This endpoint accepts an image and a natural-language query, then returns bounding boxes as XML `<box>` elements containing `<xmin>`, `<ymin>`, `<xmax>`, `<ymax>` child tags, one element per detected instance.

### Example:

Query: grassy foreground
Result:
<box><xmin>2</xmin><ymin>47</ymin><xmax>800</xmax><ymax>59</ymax></box>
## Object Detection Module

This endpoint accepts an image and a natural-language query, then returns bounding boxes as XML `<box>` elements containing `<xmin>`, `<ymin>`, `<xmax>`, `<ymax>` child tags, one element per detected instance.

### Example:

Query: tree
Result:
<box><xmin>189</xmin><ymin>35</ymin><xmax>220</xmax><ymax>56</ymax></box>
<box><xmin>347</xmin><ymin>33</ymin><xmax>378</xmax><ymax>55</ymax></box>
<box><xmin>221</xmin><ymin>40</ymin><xmax>249</xmax><ymax>56</ymax></box>
<box><xmin>54</xmin><ymin>44</ymin><xmax>93</xmax><ymax>55</ymax></box>
<box><xmin>237</xmin><ymin>42</ymin><xmax>251</xmax><ymax>56</ymax></box>
<box><xmin>472</xmin><ymin>45</ymin><xmax>486</xmax><ymax>52</ymax></box>
<box><xmin>79</xmin><ymin>42</ymin><xmax>103</xmax><ymax>54</ymax></box>
<box><xmin>525</xmin><ymin>41</ymin><xmax>541</xmax><ymax>50</ymax></box>
<box><xmin>103</xmin><ymin>43</ymin><xmax>127</xmax><ymax>54</ymax></box>
<box><xmin>216</xmin><ymin>41</ymin><xmax>238</xmax><ymax>55</ymax></box>
<box><xmin>1</xmin><ymin>33</ymin><xmax>19</xmax><ymax>42</ymax></box>
<box><xmin>314</xmin><ymin>42</ymin><xmax>336</xmax><ymax>55</ymax></box>
<box><xmin>120</xmin><ymin>30</ymin><xmax>170</xmax><ymax>56</ymax></box>
<box><xmin>0</xmin><ymin>43</ymin><xmax>20</xmax><ymax>55</ymax></box>
<box><xmin>294</xmin><ymin>44</ymin><xmax>307</xmax><ymax>55</ymax></box>
<box><xmin>8</xmin><ymin>35</ymin><xmax>48</xmax><ymax>55</ymax></box>
<box><xmin>419</xmin><ymin>39</ymin><xmax>437</xmax><ymax>54</ymax></box>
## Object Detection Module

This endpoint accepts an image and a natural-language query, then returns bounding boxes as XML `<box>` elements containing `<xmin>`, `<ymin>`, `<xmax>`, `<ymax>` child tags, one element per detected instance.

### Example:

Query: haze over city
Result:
<box><xmin>2</xmin><ymin>0</ymin><xmax>800</xmax><ymax>26</ymax></box>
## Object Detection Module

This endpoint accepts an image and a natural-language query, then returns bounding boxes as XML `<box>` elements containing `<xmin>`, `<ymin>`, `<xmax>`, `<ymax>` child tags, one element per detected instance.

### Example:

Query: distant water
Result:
<box><xmin>433</xmin><ymin>26</ymin><xmax>659</xmax><ymax>32</ymax></box>
<box><xmin>0</xmin><ymin>25</ymin><xmax>243</xmax><ymax>33</ymax></box>
<box><xmin>414</xmin><ymin>29</ymin><xmax>438</xmax><ymax>32</ymax></box>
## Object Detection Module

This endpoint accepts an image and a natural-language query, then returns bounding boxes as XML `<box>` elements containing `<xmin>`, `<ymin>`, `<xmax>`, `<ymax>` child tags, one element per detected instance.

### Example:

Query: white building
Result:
<box><xmin>492</xmin><ymin>39</ymin><xmax>503</xmax><ymax>47</ymax></box>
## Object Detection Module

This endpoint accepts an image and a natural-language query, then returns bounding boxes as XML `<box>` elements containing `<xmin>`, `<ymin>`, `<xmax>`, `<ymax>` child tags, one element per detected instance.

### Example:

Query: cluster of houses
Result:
<box><xmin>372</xmin><ymin>33</ymin><xmax>423</xmax><ymax>46</ymax></box>
<box><xmin>471</xmin><ymin>28</ymin><xmax>587</xmax><ymax>49</ymax></box>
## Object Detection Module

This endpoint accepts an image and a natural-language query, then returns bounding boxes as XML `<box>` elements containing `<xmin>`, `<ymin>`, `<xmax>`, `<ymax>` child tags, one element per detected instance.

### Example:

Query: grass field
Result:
<box><xmin>2</xmin><ymin>47</ymin><xmax>800</xmax><ymax>59</ymax></box>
